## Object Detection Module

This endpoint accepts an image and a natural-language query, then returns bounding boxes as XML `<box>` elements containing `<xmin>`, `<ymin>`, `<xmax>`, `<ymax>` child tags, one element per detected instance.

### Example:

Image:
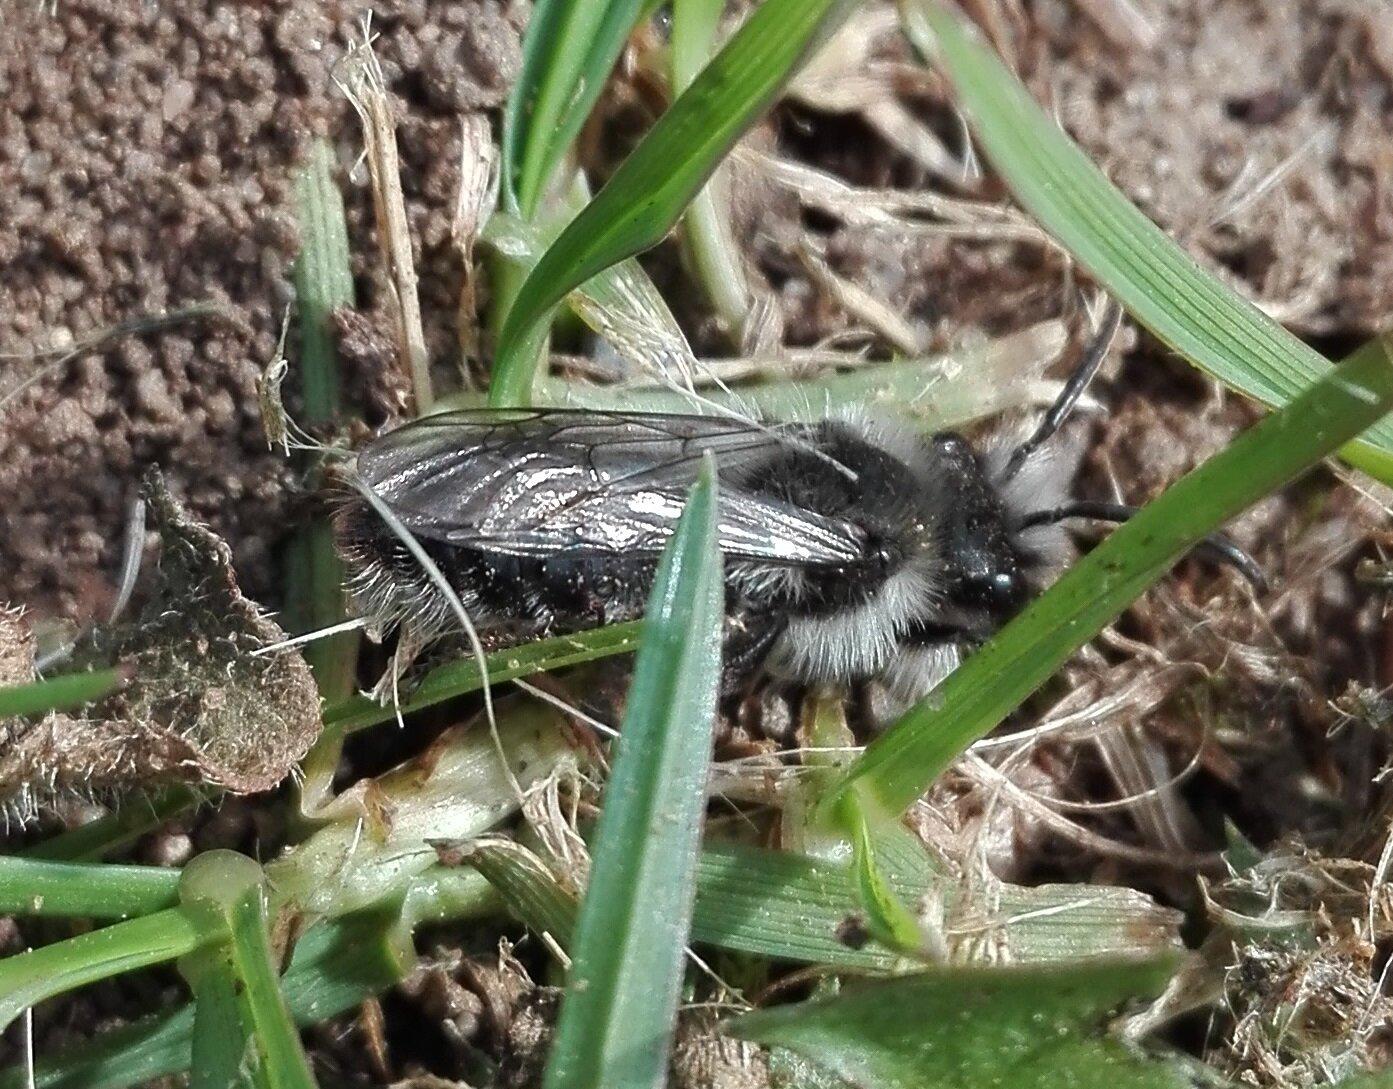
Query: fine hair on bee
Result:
<box><xmin>333</xmin><ymin>299</ymin><xmax>1264</xmax><ymax>713</ymax></box>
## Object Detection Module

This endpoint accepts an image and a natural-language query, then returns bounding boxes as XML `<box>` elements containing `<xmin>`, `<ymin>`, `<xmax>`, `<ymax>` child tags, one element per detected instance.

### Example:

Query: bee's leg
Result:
<box><xmin>369</xmin><ymin>620</ymin><xmax>430</xmax><ymax>705</ymax></box>
<box><xmin>720</xmin><ymin>606</ymin><xmax>785</xmax><ymax>698</ymax></box>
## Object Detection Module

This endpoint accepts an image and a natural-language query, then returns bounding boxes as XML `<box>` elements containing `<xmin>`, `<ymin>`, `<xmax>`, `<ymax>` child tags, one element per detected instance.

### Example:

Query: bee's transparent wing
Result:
<box><xmin>354</xmin><ymin>409</ymin><xmax>866</xmax><ymax>565</ymax></box>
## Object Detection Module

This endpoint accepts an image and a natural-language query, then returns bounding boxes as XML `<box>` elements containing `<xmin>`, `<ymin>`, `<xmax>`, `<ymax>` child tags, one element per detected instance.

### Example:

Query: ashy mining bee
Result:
<box><xmin>334</xmin><ymin>305</ymin><xmax>1262</xmax><ymax>710</ymax></box>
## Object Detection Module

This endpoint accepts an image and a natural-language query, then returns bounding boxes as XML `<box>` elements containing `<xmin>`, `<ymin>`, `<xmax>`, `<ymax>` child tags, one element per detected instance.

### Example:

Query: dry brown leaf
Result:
<box><xmin>0</xmin><ymin>472</ymin><xmax>320</xmax><ymax>821</ymax></box>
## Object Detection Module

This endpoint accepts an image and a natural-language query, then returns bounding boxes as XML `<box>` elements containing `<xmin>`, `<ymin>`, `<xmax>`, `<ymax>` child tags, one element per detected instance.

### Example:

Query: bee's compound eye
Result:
<box><xmin>932</xmin><ymin>433</ymin><xmax>971</xmax><ymax>459</ymax></box>
<box><xmin>987</xmin><ymin>569</ymin><xmax>1027</xmax><ymax>613</ymax></box>
<box><xmin>961</xmin><ymin>568</ymin><xmax>1026</xmax><ymax>617</ymax></box>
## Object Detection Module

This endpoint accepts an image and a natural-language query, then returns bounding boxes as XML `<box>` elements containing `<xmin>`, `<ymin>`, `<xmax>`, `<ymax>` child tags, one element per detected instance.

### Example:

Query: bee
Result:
<box><xmin>334</xmin><ymin>305</ymin><xmax>1263</xmax><ymax>710</ymax></box>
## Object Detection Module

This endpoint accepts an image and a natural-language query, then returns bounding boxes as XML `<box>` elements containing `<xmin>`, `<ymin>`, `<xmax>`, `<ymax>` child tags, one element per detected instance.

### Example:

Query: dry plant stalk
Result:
<box><xmin>797</xmin><ymin>239</ymin><xmax>926</xmax><ymax>355</ymax></box>
<box><xmin>338</xmin><ymin>20</ymin><xmax>433</xmax><ymax>413</ymax></box>
<box><xmin>452</xmin><ymin>113</ymin><xmax>500</xmax><ymax>371</ymax></box>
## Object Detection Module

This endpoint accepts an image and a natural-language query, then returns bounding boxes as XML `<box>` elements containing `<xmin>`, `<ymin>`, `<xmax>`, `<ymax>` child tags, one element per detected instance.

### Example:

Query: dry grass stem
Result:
<box><xmin>451</xmin><ymin>113</ymin><xmax>499</xmax><ymax>370</ymax></box>
<box><xmin>338</xmin><ymin>19</ymin><xmax>433</xmax><ymax>413</ymax></box>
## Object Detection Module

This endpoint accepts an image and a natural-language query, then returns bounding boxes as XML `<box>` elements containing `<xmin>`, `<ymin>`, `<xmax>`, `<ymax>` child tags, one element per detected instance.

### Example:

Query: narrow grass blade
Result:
<box><xmin>461</xmin><ymin>831</ymin><xmax>1164</xmax><ymax>973</ymax></box>
<box><xmin>0</xmin><ymin>857</ymin><xmax>179</xmax><ymax>918</ymax></box>
<box><xmin>900</xmin><ymin>1</ymin><xmax>1393</xmax><ymax>483</ymax></box>
<box><xmin>291</xmin><ymin>139</ymin><xmax>353</xmax><ymax>426</ymax></box>
<box><xmin>483</xmin><ymin>210</ymin><xmax>695</xmax><ymax>380</ymax></box>
<box><xmin>219</xmin><ymin>884</ymin><xmax>317</xmax><ymax>1088</ymax></box>
<box><xmin>320</xmin><ymin>619</ymin><xmax>642</xmax><ymax>734</ymax></box>
<box><xmin>543</xmin><ymin>462</ymin><xmax>724</xmax><ymax>1089</ymax></box>
<box><xmin>179</xmin><ymin>852</ymin><xmax>316</xmax><ymax>1089</ymax></box>
<box><xmin>832</xmin><ymin>339</ymin><xmax>1393</xmax><ymax>818</ymax></box>
<box><xmin>694</xmin><ymin>838</ymin><xmax>1180</xmax><ymax>968</ymax></box>
<box><xmin>491</xmin><ymin>0</ymin><xmax>854</xmax><ymax>405</ymax></box>
<box><xmin>8</xmin><ymin>908</ymin><xmax>413</xmax><ymax>1089</ymax></box>
<box><xmin>845</xmin><ymin>798</ymin><xmax>932</xmax><ymax>956</ymax></box>
<box><xmin>461</xmin><ymin>837</ymin><xmax>580</xmax><ymax>947</ymax></box>
<box><xmin>287</xmin><ymin>138</ymin><xmax>358</xmax><ymax>704</ymax></box>
<box><xmin>188</xmin><ymin>964</ymin><xmax>247</xmax><ymax>1089</ymax></box>
<box><xmin>503</xmin><ymin>0</ymin><xmax>652</xmax><ymax>218</ymax></box>
<box><xmin>691</xmin><ymin>842</ymin><xmax>902</xmax><ymax>969</ymax></box>
<box><xmin>0</xmin><ymin>666</ymin><xmax>125</xmax><ymax>719</ymax></box>
<box><xmin>730</xmin><ymin>959</ymin><xmax>1185</xmax><ymax>1089</ymax></box>
<box><xmin>0</xmin><ymin>907</ymin><xmax>221</xmax><ymax>1034</ymax></box>
<box><xmin>673</xmin><ymin>0</ymin><xmax>752</xmax><ymax>331</ymax></box>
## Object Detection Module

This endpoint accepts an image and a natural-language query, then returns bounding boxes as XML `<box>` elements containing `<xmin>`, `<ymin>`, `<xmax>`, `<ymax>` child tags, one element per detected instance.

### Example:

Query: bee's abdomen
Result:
<box><xmin>336</xmin><ymin>495</ymin><xmax>662</xmax><ymax>637</ymax></box>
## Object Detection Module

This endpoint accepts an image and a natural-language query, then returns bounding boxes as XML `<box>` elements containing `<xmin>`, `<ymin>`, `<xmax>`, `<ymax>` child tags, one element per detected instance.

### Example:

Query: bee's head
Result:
<box><xmin>930</xmin><ymin>433</ymin><xmax>1038</xmax><ymax>638</ymax></box>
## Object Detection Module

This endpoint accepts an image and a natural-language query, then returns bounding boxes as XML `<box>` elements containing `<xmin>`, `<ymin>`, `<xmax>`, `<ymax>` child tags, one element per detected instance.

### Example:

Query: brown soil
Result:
<box><xmin>0</xmin><ymin>1</ymin><xmax>524</xmax><ymax>621</ymax></box>
<box><xmin>1020</xmin><ymin>0</ymin><xmax>1393</xmax><ymax>336</ymax></box>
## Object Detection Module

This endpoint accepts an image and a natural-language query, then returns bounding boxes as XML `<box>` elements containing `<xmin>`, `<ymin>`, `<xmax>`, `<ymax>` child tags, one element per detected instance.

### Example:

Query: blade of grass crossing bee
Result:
<box><xmin>320</xmin><ymin>620</ymin><xmax>642</xmax><ymax>734</ymax></box>
<box><xmin>543</xmin><ymin>460</ymin><xmax>724</xmax><ymax>1089</ymax></box>
<box><xmin>832</xmin><ymin>338</ymin><xmax>1393</xmax><ymax>818</ymax></box>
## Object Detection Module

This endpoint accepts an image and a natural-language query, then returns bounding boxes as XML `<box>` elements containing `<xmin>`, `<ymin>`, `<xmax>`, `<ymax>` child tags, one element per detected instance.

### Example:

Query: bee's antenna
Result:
<box><xmin>1004</xmin><ymin>298</ymin><xmax>1124</xmax><ymax>480</ymax></box>
<box><xmin>1019</xmin><ymin>499</ymin><xmax>1268</xmax><ymax>593</ymax></box>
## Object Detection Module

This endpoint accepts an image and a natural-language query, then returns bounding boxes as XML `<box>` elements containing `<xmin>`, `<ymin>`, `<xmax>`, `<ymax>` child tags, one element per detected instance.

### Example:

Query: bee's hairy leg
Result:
<box><xmin>720</xmin><ymin>606</ymin><xmax>785</xmax><ymax>699</ymax></box>
<box><xmin>369</xmin><ymin>620</ymin><xmax>430</xmax><ymax>705</ymax></box>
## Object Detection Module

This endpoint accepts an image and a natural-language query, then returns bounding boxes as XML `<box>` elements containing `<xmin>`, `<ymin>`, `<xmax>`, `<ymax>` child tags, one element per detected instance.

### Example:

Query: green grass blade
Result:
<box><xmin>730</xmin><ymin>959</ymin><xmax>1185</xmax><ymax>1089</ymax></box>
<box><xmin>483</xmin><ymin>209</ymin><xmax>695</xmax><ymax>378</ymax></box>
<box><xmin>188</xmin><ymin>962</ymin><xmax>248</xmax><ymax>1089</ymax></box>
<box><xmin>693</xmin><ymin>840</ymin><xmax>1179</xmax><ymax>968</ymax></box>
<box><xmin>179</xmin><ymin>852</ymin><xmax>317</xmax><ymax>1089</ymax></box>
<box><xmin>491</xmin><ymin>0</ymin><xmax>855</xmax><ymax>406</ymax></box>
<box><xmin>0</xmin><ymin>666</ymin><xmax>125</xmax><ymax>719</ymax></box>
<box><xmin>0</xmin><ymin>857</ymin><xmax>179</xmax><ymax>918</ymax></box>
<box><xmin>544</xmin><ymin>461</ymin><xmax>724</xmax><ymax>1089</ymax></box>
<box><xmin>900</xmin><ymin>0</ymin><xmax>1393</xmax><ymax>483</ymax></box>
<box><xmin>672</xmin><ymin>0</ymin><xmax>752</xmax><ymax>331</ymax></box>
<box><xmin>320</xmin><ymin>620</ymin><xmax>641</xmax><ymax>734</ymax></box>
<box><xmin>691</xmin><ymin>842</ymin><xmax>905</xmax><ymax>969</ymax></box>
<box><xmin>503</xmin><ymin>0</ymin><xmax>652</xmax><ymax>218</ymax></box>
<box><xmin>222</xmin><ymin>884</ymin><xmax>318</xmax><ymax>1088</ymax></box>
<box><xmin>831</xmin><ymin>339</ymin><xmax>1393</xmax><ymax>818</ymax></box>
<box><xmin>462</xmin><ymin>838</ymin><xmax>581</xmax><ymax>947</ymax></box>
<box><xmin>287</xmin><ymin>137</ymin><xmax>358</xmax><ymax>708</ymax></box>
<box><xmin>0</xmin><ymin>907</ymin><xmax>221</xmax><ymax>1034</ymax></box>
<box><xmin>472</xmin><ymin>833</ymin><xmax>1174</xmax><ymax>971</ymax></box>
<box><xmin>292</xmin><ymin>139</ymin><xmax>353</xmax><ymax>425</ymax></box>
<box><xmin>8</xmin><ymin>909</ymin><xmax>412</xmax><ymax>1089</ymax></box>
<box><xmin>845</xmin><ymin>797</ymin><xmax>930</xmax><ymax>955</ymax></box>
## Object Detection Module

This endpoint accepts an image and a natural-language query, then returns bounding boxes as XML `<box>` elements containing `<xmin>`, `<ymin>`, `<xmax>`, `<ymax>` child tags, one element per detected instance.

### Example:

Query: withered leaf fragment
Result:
<box><xmin>0</xmin><ymin>471</ymin><xmax>321</xmax><ymax>823</ymax></box>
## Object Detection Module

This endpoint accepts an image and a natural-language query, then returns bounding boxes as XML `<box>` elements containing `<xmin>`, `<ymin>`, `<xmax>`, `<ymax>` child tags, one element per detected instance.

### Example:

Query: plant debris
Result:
<box><xmin>0</xmin><ymin>472</ymin><xmax>320</xmax><ymax>824</ymax></box>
